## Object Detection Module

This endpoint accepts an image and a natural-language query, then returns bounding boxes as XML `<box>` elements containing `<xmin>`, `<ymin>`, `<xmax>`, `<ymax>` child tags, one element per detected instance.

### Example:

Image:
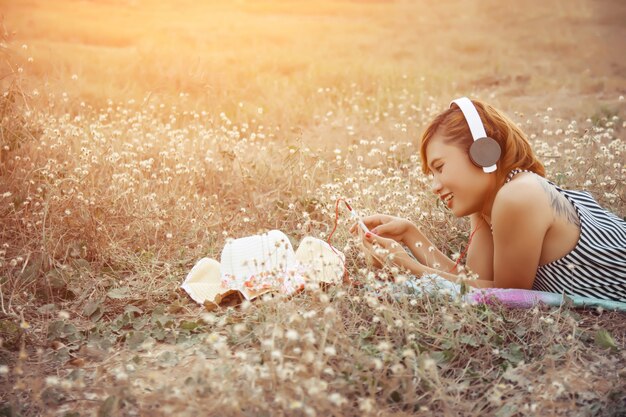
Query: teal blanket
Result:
<box><xmin>399</xmin><ymin>275</ymin><xmax>626</xmax><ymax>312</ymax></box>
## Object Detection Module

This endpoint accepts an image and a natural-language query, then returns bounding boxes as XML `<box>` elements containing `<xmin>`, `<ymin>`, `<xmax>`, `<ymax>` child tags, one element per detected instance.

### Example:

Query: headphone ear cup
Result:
<box><xmin>469</xmin><ymin>137</ymin><xmax>501</xmax><ymax>168</ymax></box>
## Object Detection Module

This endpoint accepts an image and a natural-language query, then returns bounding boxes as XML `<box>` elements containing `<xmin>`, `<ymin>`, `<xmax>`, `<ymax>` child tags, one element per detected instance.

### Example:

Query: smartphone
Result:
<box><xmin>344</xmin><ymin>201</ymin><xmax>370</xmax><ymax>234</ymax></box>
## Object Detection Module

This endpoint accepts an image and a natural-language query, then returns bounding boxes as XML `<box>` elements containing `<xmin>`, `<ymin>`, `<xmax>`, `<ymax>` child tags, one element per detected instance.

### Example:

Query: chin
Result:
<box><xmin>449</xmin><ymin>207</ymin><xmax>463</xmax><ymax>218</ymax></box>
<box><xmin>451</xmin><ymin>205</ymin><xmax>472</xmax><ymax>218</ymax></box>
<box><xmin>452</xmin><ymin>210</ymin><xmax>466</xmax><ymax>218</ymax></box>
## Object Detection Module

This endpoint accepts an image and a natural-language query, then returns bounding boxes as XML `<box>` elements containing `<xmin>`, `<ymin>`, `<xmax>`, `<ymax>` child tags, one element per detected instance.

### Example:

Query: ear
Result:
<box><xmin>469</xmin><ymin>137</ymin><xmax>501</xmax><ymax>172</ymax></box>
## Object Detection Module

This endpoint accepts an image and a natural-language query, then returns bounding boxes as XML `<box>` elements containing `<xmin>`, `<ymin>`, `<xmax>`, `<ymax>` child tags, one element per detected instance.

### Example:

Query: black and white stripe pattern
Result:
<box><xmin>532</xmin><ymin>186</ymin><xmax>626</xmax><ymax>302</ymax></box>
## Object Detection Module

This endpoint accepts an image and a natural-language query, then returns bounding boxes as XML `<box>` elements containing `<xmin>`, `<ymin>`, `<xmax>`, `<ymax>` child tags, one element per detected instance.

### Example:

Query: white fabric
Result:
<box><xmin>181</xmin><ymin>258</ymin><xmax>225</xmax><ymax>304</ymax></box>
<box><xmin>220</xmin><ymin>230</ymin><xmax>304</xmax><ymax>296</ymax></box>
<box><xmin>181</xmin><ymin>231</ymin><xmax>345</xmax><ymax>305</ymax></box>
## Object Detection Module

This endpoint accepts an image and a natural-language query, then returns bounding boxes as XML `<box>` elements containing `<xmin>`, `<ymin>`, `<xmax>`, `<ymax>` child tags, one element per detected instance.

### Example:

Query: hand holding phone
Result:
<box><xmin>344</xmin><ymin>201</ymin><xmax>370</xmax><ymax>234</ymax></box>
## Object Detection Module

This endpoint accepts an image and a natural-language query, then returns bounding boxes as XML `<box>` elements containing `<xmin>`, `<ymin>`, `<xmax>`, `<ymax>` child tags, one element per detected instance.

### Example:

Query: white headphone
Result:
<box><xmin>450</xmin><ymin>97</ymin><xmax>501</xmax><ymax>173</ymax></box>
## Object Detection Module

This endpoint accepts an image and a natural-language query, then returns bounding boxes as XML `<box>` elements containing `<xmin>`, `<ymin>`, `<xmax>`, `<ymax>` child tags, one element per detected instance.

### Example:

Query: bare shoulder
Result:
<box><xmin>492</xmin><ymin>174</ymin><xmax>552</xmax><ymax>230</ymax></box>
<box><xmin>535</xmin><ymin>177</ymin><xmax>580</xmax><ymax>226</ymax></box>
<box><xmin>494</xmin><ymin>174</ymin><xmax>548</xmax><ymax>210</ymax></box>
<box><xmin>495</xmin><ymin>174</ymin><xmax>579</xmax><ymax>227</ymax></box>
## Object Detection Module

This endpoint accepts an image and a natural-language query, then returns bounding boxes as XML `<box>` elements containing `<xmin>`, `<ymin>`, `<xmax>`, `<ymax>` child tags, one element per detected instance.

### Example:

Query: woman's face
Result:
<box><xmin>425</xmin><ymin>133</ymin><xmax>497</xmax><ymax>217</ymax></box>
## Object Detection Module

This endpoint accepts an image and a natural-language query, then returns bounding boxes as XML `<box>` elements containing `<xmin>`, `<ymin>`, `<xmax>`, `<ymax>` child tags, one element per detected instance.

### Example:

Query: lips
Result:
<box><xmin>441</xmin><ymin>193</ymin><xmax>454</xmax><ymax>208</ymax></box>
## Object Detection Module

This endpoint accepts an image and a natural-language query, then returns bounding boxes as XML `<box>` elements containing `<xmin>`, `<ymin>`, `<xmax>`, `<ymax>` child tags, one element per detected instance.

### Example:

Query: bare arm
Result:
<box><xmin>401</xmin><ymin>224</ymin><xmax>456</xmax><ymax>271</ymax></box>
<box><xmin>491</xmin><ymin>181</ymin><xmax>552</xmax><ymax>289</ymax></box>
<box><xmin>362</xmin><ymin>233</ymin><xmax>495</xmax><ymax>288</ymax></box>
<box><xmin>396</xmin><ymin>254</ymin><xmax>495</xmax><ymax>288</ymax></box>
<box><xmin>464</xmin><ymin>213</ymin><xmax>494</xmax><ymax>281</ymax></box>
<box><xmin>353</xmin><ymin>214</ymin><xmax>456</xmax><ymax>271</ymax></box>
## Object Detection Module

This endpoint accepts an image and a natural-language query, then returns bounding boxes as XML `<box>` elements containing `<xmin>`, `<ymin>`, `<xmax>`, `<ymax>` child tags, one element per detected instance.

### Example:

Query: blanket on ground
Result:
<box><xmin>402</xmin><ymin>275</ymin><xmax>626</xmax><ymax>312</ymax></box>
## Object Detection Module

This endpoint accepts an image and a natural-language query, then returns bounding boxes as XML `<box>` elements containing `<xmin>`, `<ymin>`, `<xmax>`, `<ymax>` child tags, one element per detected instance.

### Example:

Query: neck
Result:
<box><xmin>481</xmin><ymin>173</ymin><xmax>507</xmax><ymax>223</ymax></box>
<box><xmin>480</xmin><ymin>191</ymin><xmax>496</xmax><ymax>223</ymax></box>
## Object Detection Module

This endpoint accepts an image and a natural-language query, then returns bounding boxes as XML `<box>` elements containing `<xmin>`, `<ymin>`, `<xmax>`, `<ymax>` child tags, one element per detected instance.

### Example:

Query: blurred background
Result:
<box><xmin>1</xmin><ymin>0</ymin><xmax>625</xmax><ymax>122</ymax></box>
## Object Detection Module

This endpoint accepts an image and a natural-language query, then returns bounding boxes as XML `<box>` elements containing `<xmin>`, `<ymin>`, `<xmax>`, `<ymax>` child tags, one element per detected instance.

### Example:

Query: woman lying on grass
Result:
<box><xmin>353</xmin><ymin>97</ymin><xmax>626</xmax><ymax>302</ymax></box>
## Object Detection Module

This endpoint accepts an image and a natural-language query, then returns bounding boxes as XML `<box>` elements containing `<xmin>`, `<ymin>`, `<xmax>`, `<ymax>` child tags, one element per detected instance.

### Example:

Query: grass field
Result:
<box><xmin>0</xmin><ymin>0</ymin><xmax>625</xmax><ymax>415</ymax></box>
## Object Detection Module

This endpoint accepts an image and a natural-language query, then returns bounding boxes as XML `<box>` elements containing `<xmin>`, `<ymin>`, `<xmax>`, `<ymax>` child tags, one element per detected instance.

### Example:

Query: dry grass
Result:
<box><xmin>0</xmin><ymin>0</ymin><xmax>625</xmax><ymax>416</ymax></box>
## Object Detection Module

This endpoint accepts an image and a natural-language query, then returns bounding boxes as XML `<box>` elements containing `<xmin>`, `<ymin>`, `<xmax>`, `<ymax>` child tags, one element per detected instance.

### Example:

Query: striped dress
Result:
<box><xmin>507</xmin><ymin>171</ymin><xmax>626</xmax><ymax>302</ymax></box>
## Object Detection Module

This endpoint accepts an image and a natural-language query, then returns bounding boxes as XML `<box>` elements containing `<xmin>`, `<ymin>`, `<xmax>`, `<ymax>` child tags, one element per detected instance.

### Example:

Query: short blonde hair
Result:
<box><xmin>419</xmin><ymin>99</ymin><xmax>545</xmax><ymax>184</ymax></box>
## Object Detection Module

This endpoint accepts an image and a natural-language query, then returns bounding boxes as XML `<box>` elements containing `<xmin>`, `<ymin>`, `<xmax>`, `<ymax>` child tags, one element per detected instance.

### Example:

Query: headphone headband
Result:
<box><xmin>450</xmin><ymin>97</ymin><xmax>498</xmax><ymax>173</ymax></box>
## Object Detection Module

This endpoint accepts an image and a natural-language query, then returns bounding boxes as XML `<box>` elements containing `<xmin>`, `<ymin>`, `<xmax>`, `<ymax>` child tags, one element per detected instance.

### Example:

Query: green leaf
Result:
<box><xmin>124</xmin><ymin>305</ymin><xmax>143</xmax><ymax>315</ymax></box>
<box><xmin>44</xmin><ymin>269</ymin><xmax>66</xmax><ymax>289</ymax></box>
<box><xmin>549</xmin><ymin>344</ymin><xmax>568</xmax><ymax>356</ymax></box>
<box><xmin>514</xmin><ymin>325</ymin><xmax>527</xmax><ymax>338</ymax></box>
<box><xmin>180</xmin><ymin>320</ymin><xmax>201</xmax><ymax>331</ymax></box>
<box><xmin>47</xmin><ymin>320</ymin><xmax>66</xmax><ymax>340</ymax></box>
<box><xmin>595</xmin><ymin>329</ymin><xmax>618</xmax><ymax>350</ymax></box>
<box><xmin>0</xmin><ymin>319</ymin><xmax>22</xmax><ymax>350</ymax></box>
<box><xmin>90</xmin><ymin>307</ymin><xmax>104</xmax><ymax>323</ymax></box>
<box><xmin>64</xmin><ymin>323</ymin><xmax>84</xmax><ymax>343</ymax></box>
<box><xmin>110</xmin><ymin>313</ymin><xmax>131</xmax><ymax>332</ymax></box>
<box><xmin>152</xmin><ymin>313</ymin><xmax>174</xmax><ymax>327</ymax></box>
<box><xmin>50</xmin><ymin>346</ymin><xmax>71</xmax><ymax>363</ymax></box>
<box><xmin>126</xmin><ymin>331</ymin><xmax>147</xmax><ymax>350</ymax></box>
<box><xmin>501</xmin><ymin>344</ymin><xmax>524</xmax><ymax>365</ymax></box>
<box><xmin>459</xmin><ymin>334</ymin><xmax>479</xmax><ymax>347</ymax></box>
<box><xmin>72</xmin><ymin>259</ymin><xmax>91</xmax><ymax>271</ymax></box>
<box><xmin>431</xmin><ymin>350</ymin><xmax>453</xmax><ymax>364</ymax></box>
<box><xmin>0</xmin><ymin>404</ymin><xmax>14</xmax><ymax>417</ymax></box>
<box><xmin>83</xmin><ymin>300</ymin><xmax>101</xmax><ymax>317</ymax></box>
<box><xmin>440</xmin><ymin>338</ymin><xmax>454</xmax><ymax>350</ymax></box>
<box><xmin>98</xmin><ymin>396</ymin><xmax>118</xmax><ymax>417</ymax></box>
<box><xmin>41</xmin><ymin>387</ymin><xmax>66</xmax><ymax>406</ymax></box>
<box><xmin>107</xmin><ymin>287</ymin><xmax>131</xmax><ymax>300</ymax></box>
<box><xmin>158</xmin><ymin>351</ymin><xmax>179</xmax><ymax>367</ymax></box>
<box><xmin>502</xmin><ymin>367</ymin><xmax>530</xmax><ymax>386</ymax></box>
<box><xmin>459</xmin><ymin>280</ymin><xmax>471</xmax><ymax>296</ymax></box>
<box><xmin>133</xmin><ymin>315</ymin><xmax>150</xmax><ymax>331</ymax></box>
<box><xmin>359</xmin><ymin>327</ymin><xmax>375</xmax><ymax>340</ymax></box>
<box><xmin>151</xmin><ymin>326</ymin><xmax>166</xmax><ymax>341</ymax></box>
<box><xmin>37</xmin><ymin>303</ymin><xmax>57</xmax><ymax>314</ymax></box>
<box><xmin>495</xmin><ymin>404</ymin><xmax>516</xmax><ymax>417</ymax></box>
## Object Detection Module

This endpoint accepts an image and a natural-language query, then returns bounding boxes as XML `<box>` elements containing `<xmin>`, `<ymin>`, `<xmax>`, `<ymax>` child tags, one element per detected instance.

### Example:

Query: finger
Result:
<box><xmin>361</xmin><ymin>239</ymin><xmax>384</xmax><ymax>265</ymax></box>
<box><xmin>364</xmin><ymin>231</ymin><xmax>377</xmax><ymax>243</ymax></box>
<box><xmin>367</xmin><ymin>217</ymin><xmax>396</xmax><ymax>236</ymax></box>
<box><xmin>363</xmin><ymin>235</ymin><xmax>389</xmax><ymax>259</ymax></box>
<box><xmin>370</xmin><ymin>224</ymin><xmax>387</xmax><ymax>236</ymax></box>
<box><xmin>362</xmin><ymin>233</ymin><xmax>383</xmax><ymax>249</ymax></box>
<box><xmin>365</xmin><ymin>232</ymin><xmax>393</xmax><ymax>248</ymax></box>
<box><xmin>350</xmin><ymin>222</ymin><xmax>367</xmax><ymax>236</ymax></box>
<box><xmin>361</xmin><ymin>214</ymin><xmax>386</xmax><ymax>230</ymax></box>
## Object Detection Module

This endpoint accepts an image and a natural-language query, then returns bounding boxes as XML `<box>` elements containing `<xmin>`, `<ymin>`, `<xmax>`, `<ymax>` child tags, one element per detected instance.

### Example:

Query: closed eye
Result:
<box><xmin>433</xmin><ymin>164</ymin><xmax>444</xmax><ymax>173</ymax></box>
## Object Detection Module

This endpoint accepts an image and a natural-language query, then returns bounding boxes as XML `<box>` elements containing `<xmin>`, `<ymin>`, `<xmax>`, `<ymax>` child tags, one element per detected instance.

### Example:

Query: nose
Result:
<box><xmin>430</xmin><ymin>175</ymin><xmax>442</xmax><ymax>194</ymax></box>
